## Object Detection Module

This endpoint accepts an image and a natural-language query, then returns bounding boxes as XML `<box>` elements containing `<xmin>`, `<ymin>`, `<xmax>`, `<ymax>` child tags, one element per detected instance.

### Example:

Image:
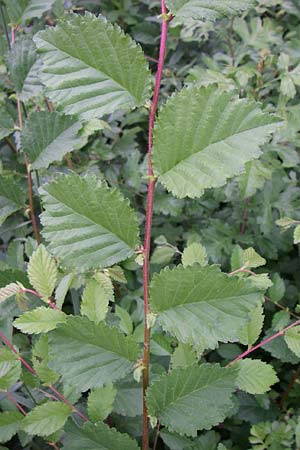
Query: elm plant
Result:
<box><xmin>0</xmin><ymin>0</ymin><xmax>299</xmax><ymax>449</ymax></box>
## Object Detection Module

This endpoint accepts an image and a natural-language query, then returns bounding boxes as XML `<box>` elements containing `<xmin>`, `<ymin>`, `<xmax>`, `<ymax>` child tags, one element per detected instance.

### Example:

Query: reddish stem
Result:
<box><xmin>6</xmin><ymin>391</ymin><xmax>27</xmax><ymax>415</ymax></box>
<box><xmin>21</xmin><ymin>288</ymin><xmax>60</xmax><ymax>310</ymax></box>
<box><xmin>142</xmin><ymin>3</ymin><xmax>169</xmax><ymax>449</ymax></box>
<box><xmin>227</xmin><ymin>319</ymin><xmax>300</xmax><ymax>366</ymax></box>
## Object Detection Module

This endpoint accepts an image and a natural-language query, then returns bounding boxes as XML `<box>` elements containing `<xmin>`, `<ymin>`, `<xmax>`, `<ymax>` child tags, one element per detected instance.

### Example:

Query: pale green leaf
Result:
<box><xmin>88</xmin><ymin>384</ymin><xmax>117</xmax><ymax>422</ymax></box>
<box><xmin>152</xmin><ymin>86</ymin><xmax>280</xmax><ymax>199</ymax></box>
<box><xmin>151</xmin><ymin>246</ymin><xmax>176</xmax><ymax>265</ymax></box>
<box><xmin>248</xmin><ymin>273</ymin><xmax>272</xmax><ymax>290</ymax></box>
<box><xmin>34</xmin><ymin>13</ymin><xmax>151</xmax><ymax>119</ymax></box>
<box><xmin>32</xmin><ymin>335</ymin><xmax>59</xmax><ymax>384</ymax></box>
<box><xmin>115</xmin><ymin>305</ymin><xmax>133</xmax><ymax>335</ymax></box>
<box><xmin>55</xmin><ymin>273</ymin><xmax>74</xmax><ymax>309</ymax></box>
<box><xmin>13</xmin><ymin>306</ymin><xmax>66</xmax><ymax>334</ymax></box>
<box><xmin>22</xmin><ymin>0</ymin><xmax>56</xmax><ymax>22</ymax></box>
<box><xmin>166</xmin><ymin>0</ymin><xmax>255</xmax><ymax>24</ymax></box>
<box><xmin>242</xmin><ymin>247</ymin><xmax>266</xmax><ymax>269</ymax></box>
<box><xmin>48</xmin><ymin>316</ymin><xmax>141</xmax><ymax>392</ymax></box>
<box><xmin>263</xmin><ymin>328</ymin><xmax>299</xmax><ymax>364</ymax></box>
<box><xmin>40</xmin><ymin>173</ymin><xmax>140</xmax><ymax>271</ymax></box>
<box><xmin>147</xmin><ymin>364</ymin><xmax>238</xmax><ymax>436</ymax></box>
<box><xmin>276</xmin><ymin>217</ymin><xmax>296</xmax><ymax>230</ymax></box>
<box><xmin>150</xmin><ymin>265</ymin><xmax>264</xmax><ymax>351</ymax></box>
<box><xmin>0</xmin><ymin>283</ymin><xmax>22</xmax><ymax>303</ymax></box>
<box><xmin>62</xmin><ymin>420</ymin><xmax>140</xmax><ymax>450</ymax></box>
<box><xmin>81</xmin><ymin>278</ymin><xmax>110</xmax><ymax>324</ymax></box>
<box><xmin>182</xmin><ymin>242</ymin><xmax>208</xmax><ymax>267</ymax></box>
<box><xmin>0</xmin><ymin>176</ymin><xmax>26</xmax><ymax>225</ymax></box>
<box><xmin>4</xmin><ymin>0</ymin><xmax>27</xmax><ymax>25</ymax></box>
<box><xmin>8</xmin><ymin>36</ymin><xmax>38</xmax><ymax>95</ymax></box>
<box><xmin>294</xmin><ymin>225</ymin><xmax>300</xmax><ymax>244</ymax></box>
<box><xmin>239</xmin><ymin>160</ymin><xmax>272</xmax><ymax>199</ymax></box>
<box><xmin>268</xmin><ymin>273</ymin><xmax>285</xmax><ymax>303</ymax></box>
<box><xmin>0</xmin><ymin>348</ymin><xmax>21</xmax><ymax>391</ymax></box>
<box><xmin>27</xmin><ymin>244</ymin><xmax>58</xmax><ymax>300</ymax></box>
<box><xmin>284</xmin><ymin>326</ymin><xmax>300</xmax><ymax>357</ymax></box>
<box><xmin>239</xmin><ymin>303</ymin><xmax>264</xmax><ymax>347</ymax></box>
<box><xmin>171</xmin><ymin>343</ymin><xmax>198</xmax><ymax>369</ymax></box>
<box><xmin>0</xmin><ymin>412</ymin><xmax>23</xmax><ymax>444</ymax></box>
<box><xmin>235</xmin><ymin>359</ymin><xmax>278</xmax><ymax>394</ymax></box>
<box><xmin>21</xmin><ymin>111</ymin><xmax>87</xmax><ymax>170</ymax></box>
<box><xmin>21</xmin><ymin>401</ymin><xmax>72</xmax><ymax>437</ymax></box>
<box><xmin>0</xmin><ymin>107</ymin><xmax>14</xmax><ymax>140</ymax></box>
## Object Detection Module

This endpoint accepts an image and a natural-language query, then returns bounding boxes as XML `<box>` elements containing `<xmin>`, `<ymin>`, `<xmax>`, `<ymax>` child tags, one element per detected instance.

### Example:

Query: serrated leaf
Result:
<box><xmin>48</xmin><ymin>316</ymin><xmax>140</xmax><ymax>392</ymax></box>
<box><xmin>0</xmin><ymin>412</ymin><xmax>23</xmax><ymax>444</ymax></box>
<box><xmin>34</xmin><ymin>12</ymin><xmax>151</xmax><ymax>120</ymax></box>
<box><xmin>13</xmin><ymin>307</ymin><xmax>66</xmax><ymax>334</ymax></box>
<box><xmin>242</xmin><ymin>247</ymin><xmax>266</xmax><ymax>269</ymax></box>
<box><xmin>55</xmin><ymin>273</ymin><xmax>74</xmax><ymax>309</ymax></box>
<box><xmin>62</xmin><ymin>419</ymin><xmax>140</xmax><ymax>450</ymax></box>
<box><xmin>22</xmin><ymin>0</ymin><xmax>56</xmax><ymax>22</ymax></box>
<box><xmin>113</xmin><ymin>378</ymin><xmax>142</xmax><ymax>417</ymax></box>
<box><xmin>0</xmin><ymin>176</ymin><xmax>26</xmax><ymax>225</ymax></box>
<box><xmin>150</xmin><ymin>265</ymin><xmax>264</xmax><ymax>351</ymax></box>
<box><xmin>151</xmin><ymin>246</ymin><xmax>176</xmax><ymax>265</ymax></box>
<box><xmin>239</xmin><ymin>160</ymin><xmax>272</xmax><ymax>199</ymax></box>
<box><xmin>166</xmin><ymin>0</ymin><xmax>255</xmax><ymax>24</ymax></box>
<box><xmin>268</xmin><ymin>273</ymin><xmax>285</xmax><ymax>303</ymax></box>
<box><xmin>21</xmin><ymin>111</ymin><xmax>87</xmax><ymax>170</ymax></box>
<box><xmin>235</xmin><ymin>359</ymin><xmax>278</xmax><ymax>394</ymax></box>
<box><xmin>0</xmin><ymin>348</ymin><xmax>21</xmax><ymax>391</ymax></box>
<box><xmin>21</xmin><ymin>401</ymin><xmax>72</xmax><ymax>437</ymax></box>
<box><xmin>81</xmin><ymin>278</ymin><xmax>110</xmax><ymax>324</ymax></box>
<box><xmin>32</xmin><ymin>335</ymin><xmax>59</xmax><ymax>384</ymax></box>
<box><xmin>0</xmin><ymin>107</ymin><xmax>14</xmax><ymax>140</ymax></box>
<box><xmin>27</xmin><ymin>245</ymin><xmax>58</xmax><ymax>300</ymax></box>
<box><xmin>4</xmin><ymin>0</ymin><xmax>27</xmax><ymax>25</ymax></box>
<box><xmin>239</xmin><ymin>303</ymin><xmax>264</xmax><ymax>347</ymax></box>
<box><xmin>88</xmin><ymin>384</ymin><xmax>117</xmax><ymax>422</ymax></box>
<box><xmin>284</xmin><ymin>326</ymin><xmax>300</xmax><ymax>357</ymax></box>
<box><xmin>294</xmin><ymin>225</ymin><xmax>300</xmax><ymax>244</ymax></box>
<box><xmin>147</xmin><ymin>364</ymin><xmax>238</xmax><ymax>436</ymax></box>
<box><xmin>7</xmin><ymin>36</ymin><xmax>38</xmax><ymax>95</ymax></box>
<box><xmin>182</xmin><ymin>243</ymin><xmax>208</xmax><ymax>267</ymax></box>
<box><xmin>171</xmin><ymin>343</ymin><xmax>198</xmax><ymax>369</ymax></box>
<box><xmin>152</xmin><ymin>86</ymin><xmax>280</xmax><ymax>199</ymax></box>
<box><xmin>263</xmin><ymin>328</ymin><xmax>299</xmax><ymax>364</ymax></box>
<box><xmin>115</xmin><ymin>305</ymin><xmax>133</xmax><ymax>335</ymax></box>
<box><xmin>0</xmin><ymin>283</ymin><xmax>22</xmax><ymax>303</ymax></box>
<box><xmin>40</xmin><ymin>173</ymin><xmax>140</xmax><ymax>271</ymax></box>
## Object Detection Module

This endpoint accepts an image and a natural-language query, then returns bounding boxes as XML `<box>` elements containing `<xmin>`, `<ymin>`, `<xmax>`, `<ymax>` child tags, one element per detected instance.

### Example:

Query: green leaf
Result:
<box><xmin>239</xmin><ymin>303</ymin><xmax>264</xmax><ymax>347</ymax></box>
<box><xmin>147</xmin><ymin>364</ymin><xmax>238</xmax><ymax>436</ymax></box>
<box><xmin>171</xmin><ymin>343</ymin><xmax>198</xmax><ymax>369</ymax></box>
<box><xmin>55</xmin><ymin>273</ymin><xmax>74</xmax><ymax>309</ymax></box>
<box><xmin>21</xmin><ymin>111</ymin><xmax>87</xmax><ymax>170</ymax></box>
<box><xmin>48</xmin><ymin>316</ymin><xmax>140</xmax><ymax>392</ymax></box>
<box><xmin>152</xmin><ymin>86</ymin><xmax>280</xmax><ymax>199</ymax></box>
<box><xmin>21</xmin><ymin>401</ymin><xmax>72</xmax><ymax>437</ymax></box>
<box><xmin>34</xmin><ymin>12</ymin><xmax>151</xmax><ymax>119</ymax></box>
<box><xmin>263</xmin><ymin>329</ymin><xmax>299</xmax><ymax>364</ymax></box>
<box><xmin>284</xmin><ymin>326</ymin><xmax>300</xmax><ymax>357</ymax></box>
<box><xmin>13</xmin><ymin>306</ymin><xmax>66</xmax><ymax>334</ymax></box>
<box><xmin>150</xmin><ymin>265</ymin><xmax>264</xmax><ymax>351</ymax></box>
<box><xmin>88</xmin><ymin>384</ymin><xmax>117</xmax><ymax>422</ymax></box>
<box><xmin>166</xmin><ymin>0</ymin><xmax>255</xmax><ymax>24</ymax></box>
<box><xmin>115</xmin><ymin>305</ymin><xmax>133</xmax><ymax>335</ymax></box>
<box><xmin>81</xmin><ymin>278</ymin><xmax>110</xmax><ymax>324</ymax></box>
<box><xmin>7</xmin><ymin>36</ymin><xmax>38</xmax><ymax>95</ymax></box>
<box><xmin>182</xmin><ymin>243</ymin><xmax>208</xmax><ymax>267</ymax></box>
<box><xmin>0</xmin><ymin>107</ymin><xmax>14</xmax><ymax>140</ymax></box>
<box><xmin>0</xmin><ymin>412</ymin><xmax>23</xmax><ymax>444</ymax></box>
<box><xmin>151</xmin><ymin>246</ymin><xmax>176</xmax><ymax>265</ymax></box>
<box><xmin>294</xmin><ymin>225</ymin><xmax>300</xmax><ymax>244</ymax></box>
<box><xmin>32</xmin><ymin>335</ymin><xmax>59</xmax><ymax>385</ymax></box>
<box><xmin>22</xmin><ymin>0</ymin><xmax>56</xmax><ymax>22</ymax></box>
<box><xmin>62</xmin><ymin>419</ymin><xmax>140</xmax><ymax>450</ymax></box>
<box><xmin>27</xmin><ymin>245</ymin><xmax>58</xmax><ymax>300</ymax></box>
<box><xmin>0</xmin><ymin>176</ymin><xmax>26</xmax><ymax>225</ymax></box>
<box><xmin>242</xmin><ymin>247</ymin><xmax>266</xmax><ymax>269</ymax></box>
<box><xmin>113</xmin><ymin>378</ymin><xmax>142</xmax><ymax>417</ymax></box>
<box><xmin>40</xmin><ymin>173</ymin><xmax>140</xmax><ymax>271</ymax></box>
<box><xmin>239</xmin><ymin>160</ymin><xmax>272</xmax><ymax>199</ymax></box>
<box><xmin>0</xmin><ymin>283</ymin><xmax>22</xmax><ymax>303</ymax></box>
<box><xmin>0</xmin><ymin>348</ymin><xmax>21</xmax><ymax>391</ymax></box>
<box><xmin>268</xmin><ymin>273</ymin><xmax>285</xmax><ymax>303</ymax></box>
<box><xmin>235</xmin><ymin>359</ymin><xmax>278</xmax><ymax>394</ymax></box>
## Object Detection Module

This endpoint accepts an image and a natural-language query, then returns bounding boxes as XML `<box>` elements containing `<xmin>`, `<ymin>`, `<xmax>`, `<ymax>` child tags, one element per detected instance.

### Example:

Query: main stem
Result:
<box><xmin>142</xmin><ymin>2</ymin><xmax>169</xmax><ymax>449</ymax></box>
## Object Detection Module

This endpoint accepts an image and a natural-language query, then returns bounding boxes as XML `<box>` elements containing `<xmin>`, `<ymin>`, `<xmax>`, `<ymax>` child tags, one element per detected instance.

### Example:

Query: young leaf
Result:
<box><xmin>268</xmin><ymin>273</ymin><xmax>285</xmax><ymax>303</ymax></box>
<box><xmin>166</xmin><ymin>0</ymin><xmax>255</xmax><ymax>24</ymax></box>
<box><xmin>150</xmin><ymin>265</ymin><xmax>264</xmax><ymax>351</ymax></box>
<box><xmin>81</xmin><ymin>278</ymin><xmax>110</xmax><ymax>324</ymax></box>
<box><xmin>170</xmin><ymin>343</ymin><xmax>198</xmax><ymax>369</ymax></box>
<box><xmin>21</xmin><ymin>111</ymin><xmax>87</xmax><ymax>170</ymax></box>
<box><xmin>0</xmin><ymin>283</ymin><xmax>22</xmax><ymax>303</ymax></box>
<box><xmin>294</xmin><ymin>225</ymin><xmax>300</xmax><ymax>244</ymax></box>
<box><xmin>0</xmin><ymin>348</ymin><xmax>21</xmax><ymax>391</ymax></box>
<box><xmin>32</xmin><ymin>335</ymin><xmax>59</xmax><ymax>384</ymax></box>
<box><xmin>27</xmin><ymin>244</ymin><xmax>58</xmax><ymax>300</ymax></box>
<box><xmin>0</xmin><ymin>176</ymin><xmax>26</xmax><ymax>225</ymax></box>
<box><xmin>62</xmin><ymin>419</ymin><xmax>140</xmax><ymax>450</ymax></box>
<box><xmin>239</xmin><ymin>303</ymin><xmax>264</xmax><ymax>347</ymax></box>
<box><xmin>0</xmin><ymin>412</ymin><xmax>23</xmax><ymax>444</ymax></box>
<box><xmin>152</xmin><ymin>86</ymin><xmax>280</xmax><ymax>198</ymax></box>
<box><xmin>21</xmin><ymin>401</ymin><xmax>72</xmax><ymax>437</ymax></box>
<box><xmin>87</xmin><ymin>384</ymin><xmax>117</xmax><ymax>422</ymax></box>
<box><xmin>182</xmin><ymin>242</ymin><xmax>208</xmax><ymax>267</ymax></box>
<box><xmin>34</xmin><ymin>12</ymin><xmax>151</xmax><ymax>119</ymax></box>
<box><xmin>234</xmin><ymin>359</ymin><xmax>278</xmax><ymax>394</ymax></box>
<box><xmin>13</xmin><ymin>307</ymin><xmax>66</xmax><ymax>334</ymax></box>
<box><xmin>40</xmin><ymin>173</ymin><xmax>140</xmax><ymax>271</ymax></box>
<box><xmin>48</xmin><ymin>316</ymin><xmax>141</xmax><ymax>392</ymax></box>
<box><xmin>146</xmin><ymin>364</ymin><xmax>238</xmax><ymax>436</ymax></box>
<box><xmin>242</xmin><ymin>247</ymin><xmax>266</xmax><ymax>269</ymax></box>
<box><xmin>284</xmin><ymin>326</ymin><xmax>300</xmax><ymax>357</ymax></box>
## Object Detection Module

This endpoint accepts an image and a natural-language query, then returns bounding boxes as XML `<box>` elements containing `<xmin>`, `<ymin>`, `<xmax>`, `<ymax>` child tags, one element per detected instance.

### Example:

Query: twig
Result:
<box><xmin>6</xmin><ymin>391</ymin><xmax>27</xmax><ymax>415</ymax></box>
<box><xmin>240</xmin><ymin>197</ymin><xmax>250</xmax><ymax>235</ymax></box>
<box><xmin>21</xmin><ymin>287</ymin><xmax>60</xmax><ymax>310</ymax></box>
<box><xmin>142</xmin><ymin>3</ymin><xmax>170</xmax><ymax>449</ymax></box>
<box><xmin>278</xmin><ymin>366</ymin><xmax>300</xmax><ymax>409</ymax></box>
<box><xmin>0</xmin><ymin>2</ymin><xmax>10</xmax><ymax>49</ymax></box>
<box><xmin>153</xmin><ymin>421</ymin><xmax>161</xmax><ymax>450</ymax></box>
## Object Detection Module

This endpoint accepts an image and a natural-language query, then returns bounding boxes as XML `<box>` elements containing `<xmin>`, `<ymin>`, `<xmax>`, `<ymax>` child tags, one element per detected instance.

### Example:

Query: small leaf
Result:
<box><xmin>0</xmin><ymin>348</ymin><xmax>21</xmax><ymax>391</ymax></box>
<box><xmin>81</xmin><ymin>278</ymin><xmax>110</xmax><ymax>324</ymax></box>
<box><xmin>13</xmin><ymin>307</ymin><xmax>66</xmax><ymax>334</ymax></box>
<box><xmin>0</xmin><ymin>412</ymin><xmax>23</xmax><ymax>444</ymax></box>
<box><xmin>284</xmin><ymin>326</ymin><xmax>300</xmax><ymax>357</ymax></box>
<box><xmin>62</xmin><ymin>419</ymin><xmax>140</xmax><ymax>450</ymax></box>
<box><xmin>268</xmin><ymin>273</ymin><xmax>285</xmax><ymax>303</ymax></box>
<box><xmin>151</xmin><ymin>246</ymin><xmax>176</xmax><ymax>265</ymax></box>
<box><xmin>239</xmin><ymin>304</ymin><xmax>264</xmax><ymax>347</ymax></box>
<box><xmin>0</xmin><ymin>283</ymin><xmax>22</xmax><ymax>303</ymax></box>
<box><xmin>182</xmin><ymin>242</ymin><xmax>208</xmax><ymax>267</ymax></box>
<box><xmin>87</xmin><ymin>384</ymin><xmax>117</xmax><ymax>422</ymax></box>
<box><xmin>170</xmin><ymin>343</ymin><xmax>198</xmax><ymax>369</ymax></box>
<box><xmin>235</xmin><ymin>359</ymin><xmax>278</xmax><ymax>394</ymax></box>
<box><xmin>21</xmin><ymin>401</ymin><xmax>72</xmax><ymax>437</ymax></box>
<box><xmin>32</xmin><ymin>335</ymin><xmax>59</xmax><ymax>384</ymax></box>
<box><xmin>276</xmin><ymin>217</ymin><xmax>296</xmax><ymax>229</ymax></box>
<box><xmin>115</xmin><ymin>306</ymin><xmax>133</xmax><ymax>335</ymax></box>
<box><xmin>294</xmin><ymin>225</ymin><xmax>300</xmax><ymax>244</ymax></box>
<box><xmin>0</xmin><ymin>176</ymin><xmax>26</xmax><ymax>226</ymax></box>
<box><xmin>242</xmin><ymin>247</ymin><xmax>266</xmax><ymax>269</ymax></box>
<box><xmin>55</xmin><ymin>273</ymin><xmax>74</xmax><ymax>309</ymax></box>
<box><xmin>22</xmin><ymin>0</ymin><xmax>56</xmax><ymax>22</ymax></box>
<box><xmin>0</xmin><ymin>107</ymin><xmax>14</xmax><ymax>140</ymax></box>
<box><xmin>147</xmin><ymin>364</ymin><xmax>238</xmax><ymax>436</ymax></box>
<box><xmin>27</xmin><ymin>245</ymin><xmax>58</xmax><ymax>300</ymax></box>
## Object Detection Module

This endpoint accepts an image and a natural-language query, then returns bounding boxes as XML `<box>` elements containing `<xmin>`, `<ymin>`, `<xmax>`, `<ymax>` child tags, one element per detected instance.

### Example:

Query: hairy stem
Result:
<box><xmin>142</xmin><ymin>2</ymin><xmax>169</xmax><ymax>449</ymax></box>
